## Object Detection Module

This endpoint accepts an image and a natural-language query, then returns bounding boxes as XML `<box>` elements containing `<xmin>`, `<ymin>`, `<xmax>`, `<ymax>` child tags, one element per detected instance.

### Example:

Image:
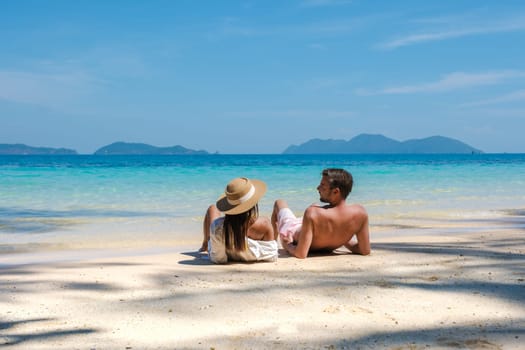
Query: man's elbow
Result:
<box><xmin>360</xmin><ymin>248</ymin><xmax>371</xmax><ymax>256</ymax></box>
<box><xmin>295</xmin><ymin>252</ymin><xmax>307</xmax><ymax>259</ymax></box>
<box><xmin>351</xmin><ymin>245</ymin><xmax>370</xmax><ymax>256</ymax></box>
<box><xmin>291</xmin><ymin>249</ymin><xmax>308</xmax><ymax>259</ymax></box>
<box><xmin>356</xmin><ymin>246</ymin><xmax>371</xmax><ymax>256</ymax></box>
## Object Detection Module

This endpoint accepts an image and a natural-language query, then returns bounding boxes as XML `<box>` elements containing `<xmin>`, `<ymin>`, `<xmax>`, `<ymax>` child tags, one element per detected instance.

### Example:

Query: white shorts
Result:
<box><xmin>277</xmin><ymin>208</ymin><xmax>302</xmax><ymax>241</ymax></box>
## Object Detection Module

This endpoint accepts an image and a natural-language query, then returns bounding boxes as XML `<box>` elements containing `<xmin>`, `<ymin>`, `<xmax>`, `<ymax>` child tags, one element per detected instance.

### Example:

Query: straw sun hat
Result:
<box><xmin>216</xmin><ymin>177</ymin><xmax>267</xmax><ymax>215</ymax></box>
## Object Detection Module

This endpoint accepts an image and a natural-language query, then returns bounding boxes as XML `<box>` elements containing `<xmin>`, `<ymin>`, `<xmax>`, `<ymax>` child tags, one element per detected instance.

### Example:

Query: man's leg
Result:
<box><xmin>200</xmin><ymin>205</ymin><xmax>221</xmax><ymax>252</ymax></box>
<box><xmin>271</xmin><ymin>199</ymin><xmax>289</xmax><ymax>240</ymax></box>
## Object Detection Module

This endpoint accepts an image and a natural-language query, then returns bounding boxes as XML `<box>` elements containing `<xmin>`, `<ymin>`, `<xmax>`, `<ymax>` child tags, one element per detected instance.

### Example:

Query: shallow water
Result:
<box><xmin>1</xmin><ymin>154</ymin><xmax>524</xmax><ymax>250</ymax></box>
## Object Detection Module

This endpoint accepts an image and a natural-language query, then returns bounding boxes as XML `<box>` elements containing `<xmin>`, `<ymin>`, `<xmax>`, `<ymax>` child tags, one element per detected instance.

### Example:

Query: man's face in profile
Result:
<box><xmin>317</xmin><ymin>176</ymin><xmax>332</xmax><ymax>203</ymax></box>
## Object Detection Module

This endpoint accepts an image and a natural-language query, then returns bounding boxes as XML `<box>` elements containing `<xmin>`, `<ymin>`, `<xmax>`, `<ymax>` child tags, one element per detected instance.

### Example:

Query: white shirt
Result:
<box><xmin>208</xmin><ymin>217</ymin><xmax>278</xmax><ymax>264</ymax></box>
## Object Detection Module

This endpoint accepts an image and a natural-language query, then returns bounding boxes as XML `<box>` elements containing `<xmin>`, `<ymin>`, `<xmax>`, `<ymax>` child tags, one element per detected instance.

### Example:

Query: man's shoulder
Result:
<box><xmin>304</xmin><ymin>204</ymin><xmax>332</xmax><ymax>219</ymax></box>
<box><xmin>307</xmin><ymin>202</ymin><xmax>365</xmax><ymax>216</ymax></box>
<box><xmin>345</xmin><ymin>203</ymin><xmax>367</xmax><ymax>214</ymax></box>
<box><xmin>305</xmin><ymin>204</ymin><xmax>324</xmax><ymax>214</ymax></box>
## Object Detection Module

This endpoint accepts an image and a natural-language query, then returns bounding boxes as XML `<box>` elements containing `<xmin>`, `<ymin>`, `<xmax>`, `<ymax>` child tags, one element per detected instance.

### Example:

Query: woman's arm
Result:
<box><xmin>247</xmin><ymin>217</ymin><xmax>274</xmax><ymax>241</ymax></box>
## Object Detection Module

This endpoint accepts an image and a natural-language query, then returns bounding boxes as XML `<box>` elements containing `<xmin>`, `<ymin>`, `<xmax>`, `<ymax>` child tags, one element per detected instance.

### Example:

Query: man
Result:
<box><xmin>271</xmin><ymin>168</ymin><xmax>370</xmax><ymax>258</ymax></box>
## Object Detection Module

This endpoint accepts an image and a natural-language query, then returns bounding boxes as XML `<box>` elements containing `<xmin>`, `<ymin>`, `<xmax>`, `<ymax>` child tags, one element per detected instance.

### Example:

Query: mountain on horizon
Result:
<box><xmin>1</xmin><ymin>135</ymin><xmax>483</xmax><ymax>155</ymax></box>
<box><xmin>283</xmin><ymin>134</ymin><xmax>483</xmax><ymax>154</ymax></box>
<box><xmin>0</xmin><ymin>143</ymin><xmax>77</xmax><ymax>155</ymax></box>
<box><xmin>93</xmin><ymin>142</ymin><xmax>209</xmax><ymax>155</ymax></box>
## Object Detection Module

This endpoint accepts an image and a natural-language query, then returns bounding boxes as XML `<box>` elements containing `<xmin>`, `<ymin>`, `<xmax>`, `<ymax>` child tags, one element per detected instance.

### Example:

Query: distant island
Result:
<box><xmin>0</xmin><ymin>144</ymin><xmax>77</xmax><ymax>155</ymax></box>
<box><xmin>93</xmin><ymin>142</ymin><xmax>209</xmax><ymax>155</ymax></box>
<box><xmin>1</xmin><ymin>135</ymin><xmax>484</xmax><ymax>155</ymax></box>
<box><xmin>283</xmin><ymin>134</ymin><xmax>483</xmax><ymax>154</ymax></box>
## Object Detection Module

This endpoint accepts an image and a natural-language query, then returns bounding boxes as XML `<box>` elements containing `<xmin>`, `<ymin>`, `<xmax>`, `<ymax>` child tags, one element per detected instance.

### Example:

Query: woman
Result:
<box><xmin>200</xmin><ymin>177</ymin><xmax>278</xmax><ymax>264</ymax></box>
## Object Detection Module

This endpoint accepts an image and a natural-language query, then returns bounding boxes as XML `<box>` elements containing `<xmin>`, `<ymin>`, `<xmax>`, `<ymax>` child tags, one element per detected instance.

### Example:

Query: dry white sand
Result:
<box><xmin>1</xmin><ymin>228</ymin><xmax>524</xmax><ymax>349</ymax></box>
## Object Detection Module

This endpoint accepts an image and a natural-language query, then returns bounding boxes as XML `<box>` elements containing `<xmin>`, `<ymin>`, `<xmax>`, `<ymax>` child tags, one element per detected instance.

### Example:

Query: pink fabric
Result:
<box><xmin>277</xmin><ymin>208</ymin><xmax>302</xmax><ymax>242</ymax></box>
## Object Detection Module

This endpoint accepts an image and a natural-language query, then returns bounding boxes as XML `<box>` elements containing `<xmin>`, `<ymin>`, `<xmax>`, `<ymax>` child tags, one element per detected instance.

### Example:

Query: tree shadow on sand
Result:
<box><xmin>190</xmin><ymin>320</ymin><xmax>524</xmax><ymax>349</ymax></box>
<box><xmin>0</xmin><ymin>317</ymin><xmax>98</xmax><ymax>347</ymax></box>
<box><xmin>1</xmin><ymin>215</ymin><xmax>523</xmax><ymax>348</ymax></box>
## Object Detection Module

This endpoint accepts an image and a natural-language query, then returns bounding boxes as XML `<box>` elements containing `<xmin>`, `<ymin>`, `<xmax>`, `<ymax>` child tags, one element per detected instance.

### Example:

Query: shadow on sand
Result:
<box><xmin>0</xmin><ymin>318</ymin><xmax>98</xmax><ymax>347</ymax></box>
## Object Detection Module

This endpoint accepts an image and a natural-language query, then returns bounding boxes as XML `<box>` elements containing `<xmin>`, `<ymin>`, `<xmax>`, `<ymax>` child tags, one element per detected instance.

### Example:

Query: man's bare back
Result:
<box><xmin>271</xmin><ymin>169</ymin><xmax>370</xmax><ymax>258</ymax></box>
<box><xmin>305</xmin><ymin>203</ymin><xmax>369</xmax><ymax>251</ymax></box>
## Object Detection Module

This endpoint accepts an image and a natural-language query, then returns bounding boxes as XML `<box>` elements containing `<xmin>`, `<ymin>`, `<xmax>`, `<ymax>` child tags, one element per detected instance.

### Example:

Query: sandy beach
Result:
<box><xmin>1</xmin><ymin>224</ymin><xmax>524</xmax><ymax>350</ymax></box>
<box><xmin>3</xmin><ymin>0</ymin><xmax>525</xmax><ymax>346</ymax></box>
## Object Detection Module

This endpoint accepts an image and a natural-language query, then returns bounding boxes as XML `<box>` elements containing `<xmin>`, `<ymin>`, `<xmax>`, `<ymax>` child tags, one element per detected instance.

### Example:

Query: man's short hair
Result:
<box><xmin>322</xmin><ymin>168</ymin><xmax>353</xmax><ymax>199</ymax></box>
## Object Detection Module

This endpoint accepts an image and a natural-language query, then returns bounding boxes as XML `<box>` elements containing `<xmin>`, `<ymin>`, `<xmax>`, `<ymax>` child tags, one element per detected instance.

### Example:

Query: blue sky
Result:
<box><xmin>1</xmin><ymin>0</ymin><xmax>524</xmax><ymax>154</ymax></box>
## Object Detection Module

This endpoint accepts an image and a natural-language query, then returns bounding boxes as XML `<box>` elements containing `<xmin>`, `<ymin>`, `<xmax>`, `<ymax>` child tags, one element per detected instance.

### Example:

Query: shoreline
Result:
<box><xmin>2</xmin><ymin>209</ymin><xmax>524</xmax><ymax>265</ymax></box>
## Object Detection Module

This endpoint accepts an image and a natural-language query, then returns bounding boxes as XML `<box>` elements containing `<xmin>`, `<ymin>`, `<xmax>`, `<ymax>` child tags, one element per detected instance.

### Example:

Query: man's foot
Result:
<box><xmin>198</xmin><ymin>242</ymin><xmax>208</xmax><ymax>252</ymax></box>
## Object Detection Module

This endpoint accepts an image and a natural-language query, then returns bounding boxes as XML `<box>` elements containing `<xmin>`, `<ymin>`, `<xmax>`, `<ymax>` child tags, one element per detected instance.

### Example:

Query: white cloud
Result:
<box><xmin>381</xmin><ymin>28</ymin><xmax>480</xmax><ymax>50</ymax></box>
<box><xmin>300</xmin><ymin>0</ymin><xmax>353</xmax><ymax>7</ymax></box>
<box><xmin>461</xmin><ymin>90</ymin><xmax>525</xmax><ymax>107</ymax></box>
<box><xmin>218</xmin><ymin>17</ymin><xmax>361</xmax><ymax>38</ymax></box>
<box><xmin>0</xmin><ymin>69</ymin><xmax>103</xmax><ymax>109</ymax></box>
<box><xmin>308</xmin><ymin>43</ymin><xmax>327</xmax><ymax>50</ymax></box>
<box><xmin>371</xmin><ymin>71</ymin><xmax>525</xmax><ymax>95</ymax></box>
<box><xmin>227</xmin><ymin>108</ymin><xmax>354</xmax><ymax>120</ymax></box>
<box><xmin>380</xmin><ymin>14</ymin><xmax>525</xmax><ymax>49</ymax></box>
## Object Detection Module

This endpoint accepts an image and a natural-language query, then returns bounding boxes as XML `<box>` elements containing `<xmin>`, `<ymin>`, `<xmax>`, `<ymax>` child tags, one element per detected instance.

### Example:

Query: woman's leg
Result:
<box><xmin>200</xmin><ymin>205</ymin><xmax>221</xmax><ymax>251</ymax></box>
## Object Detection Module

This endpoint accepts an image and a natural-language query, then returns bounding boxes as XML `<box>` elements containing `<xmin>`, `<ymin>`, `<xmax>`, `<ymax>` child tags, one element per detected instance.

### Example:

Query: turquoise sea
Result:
<box><xmin>1</xmin><ymin>154</ymin><xmax>525</xmax><ymax>253</ymax></box>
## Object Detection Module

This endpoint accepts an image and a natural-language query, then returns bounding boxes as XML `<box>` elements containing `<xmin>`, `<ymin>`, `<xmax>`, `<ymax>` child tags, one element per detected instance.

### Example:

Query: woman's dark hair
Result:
<box><xmin>223</xmin><ymin>204</ymin><xmax>258</xmax><ymax>251</ymax></box>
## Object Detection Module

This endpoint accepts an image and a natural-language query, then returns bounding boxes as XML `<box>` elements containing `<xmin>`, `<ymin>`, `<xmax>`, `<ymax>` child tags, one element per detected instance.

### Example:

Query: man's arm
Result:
<box><xmin>281</xmin><ymin>234</ymin><xmax>311</xmax><ymax>259</ymax></box>
<box><xmin>343</xmin><ymin>208</ymin><xmax>371</xmax><ymax>255</ymax></box>
<box><xmin>344</xmin><ymin>241</ymin><xmax>368</xmax><ymax>255</ymax></box>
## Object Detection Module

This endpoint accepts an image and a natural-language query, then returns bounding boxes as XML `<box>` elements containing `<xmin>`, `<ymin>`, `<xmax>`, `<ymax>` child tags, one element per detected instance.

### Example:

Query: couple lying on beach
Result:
<box><xmin>199</xmin><ymin>168</ymin><xmax>371</xmax><ymax>263</ymax></box>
